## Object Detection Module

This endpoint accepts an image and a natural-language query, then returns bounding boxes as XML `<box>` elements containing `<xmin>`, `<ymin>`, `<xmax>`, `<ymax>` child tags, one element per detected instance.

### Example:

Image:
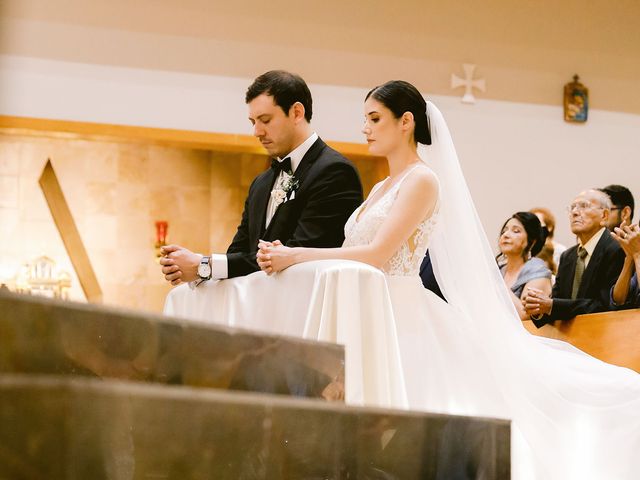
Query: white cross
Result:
<box><xmin>451</xmin><ymin>64</ymin><xmax>486</xmax><ymax>104</ymax></box>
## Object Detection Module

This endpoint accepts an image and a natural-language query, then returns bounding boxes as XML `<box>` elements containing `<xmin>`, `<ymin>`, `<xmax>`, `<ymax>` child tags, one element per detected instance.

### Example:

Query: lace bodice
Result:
<box><xmin>343</xmin><ymin>165</ymin><xmax>439</xmax><ymax>276</ymax></box>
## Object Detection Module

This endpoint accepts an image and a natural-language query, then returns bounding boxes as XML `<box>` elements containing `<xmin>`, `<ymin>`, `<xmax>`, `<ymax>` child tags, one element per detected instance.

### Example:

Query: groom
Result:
<box><xmin>161</xmin><ymin>70</ymin><xmax>363</xmax><ymax>284</ymax></box>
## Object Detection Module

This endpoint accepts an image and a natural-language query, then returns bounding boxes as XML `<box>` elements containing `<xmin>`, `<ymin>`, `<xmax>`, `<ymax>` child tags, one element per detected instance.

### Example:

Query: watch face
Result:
<box><xmin>198</xmin><ymin>261</ymin><xmax>211</xmax><ymax>278</ymax></box>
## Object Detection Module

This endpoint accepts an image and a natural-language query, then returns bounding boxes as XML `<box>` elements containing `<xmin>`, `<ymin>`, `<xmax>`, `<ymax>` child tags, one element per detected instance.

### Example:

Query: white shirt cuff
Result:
<box><xmin>211</xmin><ymin>254</ymin><xmax>228</xmax><ymax>279</ymax></box>
<box><xmin>188</xmin><ymin>253</ymin><xmax>228</xmax><ymax>289</ymax></box>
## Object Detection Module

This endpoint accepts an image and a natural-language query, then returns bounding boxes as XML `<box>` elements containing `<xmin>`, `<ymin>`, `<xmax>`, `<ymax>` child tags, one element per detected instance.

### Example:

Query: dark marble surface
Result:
<box><xmin>0</xmin><ymin>375</ymin><xmax>510</xmax><ymax>480</ymax></box>
<box><xmin>0</xmin><ymin>292</ymin><xmax>344</xmax><ymax>400</ymax></box>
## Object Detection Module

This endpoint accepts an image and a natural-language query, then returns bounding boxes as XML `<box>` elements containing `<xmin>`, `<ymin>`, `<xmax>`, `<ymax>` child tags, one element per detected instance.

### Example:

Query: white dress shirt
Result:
<box><xmin>579</xmin><ymin>227</ymin><xmax>606</xmax><ymax>269</ymax></box>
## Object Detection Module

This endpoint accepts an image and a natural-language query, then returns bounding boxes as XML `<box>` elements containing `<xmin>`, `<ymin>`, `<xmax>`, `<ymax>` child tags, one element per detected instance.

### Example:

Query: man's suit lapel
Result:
<box><xmin>263</xmin><ymin>138</ymin><xmax>325</xmax><ymax>237</ymax></box>
<box><xmin>289</xmin><ymin>137</ymin><xmax>324</xmax><ymax>185</ymax></box>
<box><xmin>578</xmin><ymin>231</ymin><xmax>610</xmax><ymax>296</ymax></box>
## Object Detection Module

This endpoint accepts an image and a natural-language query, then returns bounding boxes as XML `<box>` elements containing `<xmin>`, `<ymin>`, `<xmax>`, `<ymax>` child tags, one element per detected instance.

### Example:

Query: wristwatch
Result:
<box><xmin>197</xmin><ymin>255</ymin><xmax>212</xmax><ymax>281</ymax></box>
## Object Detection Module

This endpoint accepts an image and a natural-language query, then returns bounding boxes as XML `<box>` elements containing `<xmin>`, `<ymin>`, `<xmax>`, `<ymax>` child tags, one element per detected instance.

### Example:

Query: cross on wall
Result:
<box><xmin>451</xmin><ymin>64</ymin><xmax>486</xmax><ymax>104</ymax></box>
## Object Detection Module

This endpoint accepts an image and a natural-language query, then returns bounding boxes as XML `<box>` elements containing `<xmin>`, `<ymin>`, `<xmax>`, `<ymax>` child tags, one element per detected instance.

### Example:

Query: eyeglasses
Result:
<box><xmin>610</xmin><ymin>206</ymin><xmax>622</xmax><ymax>211</ymax></box>
<box><xmin>566</xmin><ymin>201</ymin><xmax>604</xmax><ymax>213</ymax></box>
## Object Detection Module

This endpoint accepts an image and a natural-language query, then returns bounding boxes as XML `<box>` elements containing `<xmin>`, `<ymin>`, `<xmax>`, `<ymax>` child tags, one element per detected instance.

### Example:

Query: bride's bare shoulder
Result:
<box><xmin>391</xmin><ymin>165</ymin><xmax>439</xmax><ymax>217</ymax></box>
<box><xmin>404</xmin><ymin>164</ymin><xmax>439</xmax><ymax>194</ymax></box>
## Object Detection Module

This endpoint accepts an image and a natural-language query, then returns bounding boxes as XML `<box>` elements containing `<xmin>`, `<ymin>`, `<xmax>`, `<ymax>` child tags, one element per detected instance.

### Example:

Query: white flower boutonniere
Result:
<box><xmin>271</xmin><ymin>171</ymin><xmax>300</xmax><ymax>207</ymax></box>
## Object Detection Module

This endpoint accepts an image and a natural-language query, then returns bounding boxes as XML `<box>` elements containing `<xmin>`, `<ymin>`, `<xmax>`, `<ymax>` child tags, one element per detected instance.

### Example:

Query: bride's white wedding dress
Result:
<box><xmin>165</xmin><ymin>105</ymin><xmax>640</xmax><ymax>479</ymax></box>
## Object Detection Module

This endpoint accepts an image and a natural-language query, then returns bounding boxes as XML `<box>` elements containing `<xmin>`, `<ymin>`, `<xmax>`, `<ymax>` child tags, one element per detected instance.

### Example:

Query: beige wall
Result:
<box><xmin>0</xmin><ymin>132</ymin><xmax>385</xmax><ymax>312</ymax></box>
<box><xmin>1</xmin><ymin>0</ymin><xmax>639</xmax><ymax>113</ymax></box>
<box><xmin>0</xmin><ymin>133</ymin><xmax>211</xmax><ymax>311</ymax></box>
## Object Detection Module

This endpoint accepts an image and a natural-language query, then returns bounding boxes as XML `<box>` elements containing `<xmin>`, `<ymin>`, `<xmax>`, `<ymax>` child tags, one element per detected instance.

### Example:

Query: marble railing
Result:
<box><xmin>0</xmin><ymin>292</ymin><xmax>344</xmax><ymax>399</ymax></box>
<box><xmin>0</xmin><ymin>292</ymin><xmax>511</xmax><ymax>479</ymax></box>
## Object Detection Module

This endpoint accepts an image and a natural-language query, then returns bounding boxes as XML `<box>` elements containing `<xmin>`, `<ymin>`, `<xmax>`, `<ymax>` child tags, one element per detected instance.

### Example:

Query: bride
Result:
<box><xmin>165</xmin><ymin>80</ymin><xmax>640</xmax><ymax>479</ymax></box>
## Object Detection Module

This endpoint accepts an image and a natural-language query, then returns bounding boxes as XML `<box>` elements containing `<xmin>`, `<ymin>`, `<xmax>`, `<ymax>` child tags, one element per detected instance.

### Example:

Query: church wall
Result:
<box><xmin>2</xmin><ymin>0</ymin><xmax>639</xmax><ymax>114</ymax></box>
<box><xmin>2</xmin><ymin>55</ymin><xmax>638</xmax><ymax>250</ymax></box>
<box><xmin>0</xmin><ymin>133</ymin><xmax>212</xmax><ymax>311</ymax></box>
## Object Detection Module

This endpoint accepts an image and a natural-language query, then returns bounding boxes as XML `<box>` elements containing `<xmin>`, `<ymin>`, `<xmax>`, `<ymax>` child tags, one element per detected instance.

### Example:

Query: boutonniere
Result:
<box><xmin>271</xmin><ymin>171</ymin><xmax>300</xmax><ymax>207</ymax></box>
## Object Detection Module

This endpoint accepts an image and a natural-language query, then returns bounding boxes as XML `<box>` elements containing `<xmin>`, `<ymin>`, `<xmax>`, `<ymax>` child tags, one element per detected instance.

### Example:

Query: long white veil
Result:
<box><xmin>422</xmin><ymin>101</ymin><xmax>640</xmax><ymax>479</ymax></box>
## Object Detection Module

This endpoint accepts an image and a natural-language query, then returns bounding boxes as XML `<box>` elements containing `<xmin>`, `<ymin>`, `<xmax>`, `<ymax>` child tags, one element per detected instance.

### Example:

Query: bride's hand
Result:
<box><xmin>257</xmin><ymin>240</ymin><xmax>296</xmax><ymax>275</ymax></box>
<box><xmin>266</xmin><ymin>244</ymin><xmax>297</xmax><ymax>273</ymax></box>
<box><xmin>257</xmin><ymin>239</ymin><xmax>283</xmax><ymax>275</ymax></box>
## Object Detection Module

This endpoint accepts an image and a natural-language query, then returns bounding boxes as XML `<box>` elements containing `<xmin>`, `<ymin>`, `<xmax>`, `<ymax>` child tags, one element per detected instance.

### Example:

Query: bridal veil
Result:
<box><xmin>424</xmin><ymin>101</ymin><xmax>640</xmax><ymax>479</ymax></box>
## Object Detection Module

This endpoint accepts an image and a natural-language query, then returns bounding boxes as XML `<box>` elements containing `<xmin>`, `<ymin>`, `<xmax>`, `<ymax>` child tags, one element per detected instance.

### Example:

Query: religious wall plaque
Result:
<box><xmin>564</xmin><ymin>74</ymin><xmax>589</xmax><ymax>123</ymax></box>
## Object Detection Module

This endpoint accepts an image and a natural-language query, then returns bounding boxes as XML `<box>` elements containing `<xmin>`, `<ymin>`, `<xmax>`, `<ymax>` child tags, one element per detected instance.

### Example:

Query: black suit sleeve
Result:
<box><xmin>225</xmin><ymin>179</ymin><xmax>259</xmax><ymax>277</ymax></box>
<box><xmin>533</xmin><ymin>244</ymin><xmax>625</xmax><ymax>327</ymax></box>
<box><xmin>286</xmin><ymin>162</ymin><xmax>363</xmax><ymax>248</ymax></box>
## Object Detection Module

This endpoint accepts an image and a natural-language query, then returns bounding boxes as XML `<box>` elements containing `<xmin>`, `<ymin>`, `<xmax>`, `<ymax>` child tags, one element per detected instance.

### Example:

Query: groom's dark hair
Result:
<box><xmin>246</xmin><ymin>70</ymin><xmax>313</xmax><ymax>122</ymax></box>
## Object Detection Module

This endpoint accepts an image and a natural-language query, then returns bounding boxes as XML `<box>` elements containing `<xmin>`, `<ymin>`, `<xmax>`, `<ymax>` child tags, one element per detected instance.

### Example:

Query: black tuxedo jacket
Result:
<box><xmin>226</xmin><ymin>138</ymin><xmax>363</xmax><ymax>278</ymax></box>
<box><xmin>533</xmin><ymin>229</ymin><xmax>625</xmax><ymax>327</ymax></box>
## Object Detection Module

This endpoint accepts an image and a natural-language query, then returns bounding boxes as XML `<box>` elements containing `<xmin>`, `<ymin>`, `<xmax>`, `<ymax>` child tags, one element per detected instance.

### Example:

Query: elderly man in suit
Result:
<box><xmin>524</xmin><ymin>189</ymin><xmax>625</xmax><ymax>327</ymax></box>
<box><xmin>160</xmin><ymin>70</ymin><xmax>363</xmax><ymax>284</ymax></box>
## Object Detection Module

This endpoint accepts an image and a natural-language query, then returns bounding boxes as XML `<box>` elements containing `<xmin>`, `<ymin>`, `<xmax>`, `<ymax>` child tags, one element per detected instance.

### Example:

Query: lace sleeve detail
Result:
<box><xmin>382</xmin><ymin>202</ymin><xmax>439</xmax><ymax>275</ymax></box>
<box><xmin>343</xmin><ymin>169</ymin><xmax>440</xmax><ymax>276</ymax></box>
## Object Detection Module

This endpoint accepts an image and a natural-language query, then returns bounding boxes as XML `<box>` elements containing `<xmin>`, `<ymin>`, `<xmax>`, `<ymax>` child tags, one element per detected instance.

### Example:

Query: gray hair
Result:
<box><xmin>585</xmin><ymin>189</ymin><xmax>612</xmax><ymax>210</ymax></box>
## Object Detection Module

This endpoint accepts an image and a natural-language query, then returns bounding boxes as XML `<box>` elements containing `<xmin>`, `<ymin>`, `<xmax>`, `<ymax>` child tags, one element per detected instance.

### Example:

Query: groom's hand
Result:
<box><xmin>160</xmin><ymin>244</ymin><xmax>201</xmax><ymax>285</ymax></box>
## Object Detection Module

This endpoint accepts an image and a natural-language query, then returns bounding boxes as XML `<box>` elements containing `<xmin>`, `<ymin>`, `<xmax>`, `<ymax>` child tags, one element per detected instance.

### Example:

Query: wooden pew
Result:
<box><xmin>522</xmin><ymin>309</ymin><xmax>640</xmax><ymax>373</ymax></box>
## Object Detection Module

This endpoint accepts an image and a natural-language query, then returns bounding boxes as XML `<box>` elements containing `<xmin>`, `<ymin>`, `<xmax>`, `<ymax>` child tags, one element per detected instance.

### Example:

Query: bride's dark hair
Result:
<box><xmin>365</xmin><ymin>80</ymin><xmax>432</xmax><ymax>145</ymax></box>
